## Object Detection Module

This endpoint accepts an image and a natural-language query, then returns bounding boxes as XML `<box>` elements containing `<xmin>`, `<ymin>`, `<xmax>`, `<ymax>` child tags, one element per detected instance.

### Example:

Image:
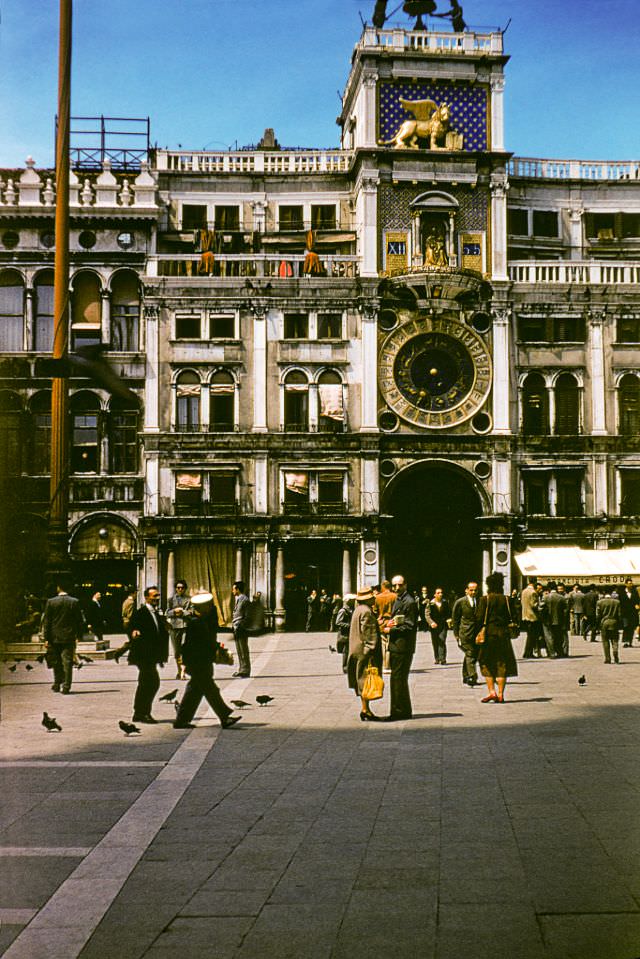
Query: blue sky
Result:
<box><xmin>0</xmin><ymin>0</ymin><xmax>638</xmax><ymax>167</ymax></box>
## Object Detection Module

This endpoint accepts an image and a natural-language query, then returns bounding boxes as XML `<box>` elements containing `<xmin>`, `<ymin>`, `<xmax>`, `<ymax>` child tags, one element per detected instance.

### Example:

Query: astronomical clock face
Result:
<box><xmin>379</xmin><ymin>316</ymin><xmax>492</xmax><ymax>429</ymax></box>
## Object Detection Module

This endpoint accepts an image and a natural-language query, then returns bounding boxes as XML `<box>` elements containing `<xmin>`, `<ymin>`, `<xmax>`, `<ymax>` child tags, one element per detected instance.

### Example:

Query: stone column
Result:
<box><xmin>166</xmin><ymin>550</ymin><xmax>175</xmax><ymax>599</ymax></box>
<box><xmin>492</xmin><ymin>456</ymin><xmax>511</xmax><ymax>515</ymax></box>
<box><xmin>593</xmin><ymin>455</ymin><xmax>608</xmax><ymax>516</ymax></box>
<box><xmin>252</xmin><ymin>540</ymin><xmax>269</xmax><ymax>603</ymax></box>
<box><xmin>254</xmin><ymin>453</ymin><xmax>268</xmax><ymax>514</ymax></box>
<box><xmin>568</xmin><ymin>204</ymin><xmax>584</xmax><ymax>261</ymax></box>
<box><xmin>252</xmin><ymin>306</ymin><xmax>268</xmax><ymax>432</ymax></box>
<box><xmin>490</xmin><ymin>76</ymin><xmax>506</xmax><ymax>151</ymax></box>
<box><xmin>360</xmin><ymin>301</ymin><xmax>379</xmax><ymax>432</ymax></box>
<box><xmin>274</xmin><ymin>547</ymin><xmax>286</xmax><ymax>631</ymax></box>
<box><xmin>359</xmin><ymin>176</ymin><xmax>378</xmax><ymax>278</ymax></box>
<box><xmin>361</xmin><ymin>456</ymin><xmax>379</xmax><ymax>513</ymax></box>
<box><xmin>490</xmin><ymin>174</ymin><xmax>509</xmax><ymax>282</ymax></box>
<box><xmin>145</xmin><ymin>454</ymin><xmax>160</xmax><ymax>516</ymax></box>
<box><xmin>342</xmin><ymin>546</ymin><xmax>352</xmax><ymax>597</ymax></box>
<box><xmin>101</xmin><ymin>289</ymin><xmax>110</xmax><ymax>345</ymax></box>
<box><xmin>25</xmin><ymin>287</ymin><xmax>34</xmax><ymax>350</ymax></box>
<box><xmin>143</xmin><ymin>305</ymin><xmax>160</xmax><ymax>432</ymax></box>
<box><xmin>361</xmin><ymin>75</ymin><xmax>377</xmax><ymax>148</ymax></box>
<box><xmin>309</xmin><ymin>383</ymin><xmax>319</xmax><ymax>432</ymax></box>
<box><xmin>589</xmin><ymin>311</ymin><xmax>607</xmax><ymax>435</ymax></box>
<box><xmin>359</xmin><ymin>540</ymin><xmax>379</xmax><ymax>587</ymax></box>
<box><xmin>548</xmin><ymin>378</ymin><xmax>556</xmax><ymax>434</ymax></box>
<box><xmin>145</xmin><ymin>543</ymin><xmax>159</xmax><ymax>590</ymax></box>
<box><xmin>235</xmin><ymin>545</ymin><xmax>244</xmax><ymax>582</ymax></box>
<box><xmin>482</xmin><ymin>547</ymin><xmax>491</xmax><ymax>589</ymax></box>
<box><xmin>492</xmin><ymin>308</ymin><xmax>511</xmax><ymax>434</ymax></box>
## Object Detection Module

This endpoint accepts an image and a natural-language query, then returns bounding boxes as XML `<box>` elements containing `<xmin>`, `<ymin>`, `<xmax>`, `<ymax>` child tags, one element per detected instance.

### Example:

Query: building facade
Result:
<box><xmin>2</xmin><ymin>19</ymin><xmax>640</xmax><ymax>630</ymax></box>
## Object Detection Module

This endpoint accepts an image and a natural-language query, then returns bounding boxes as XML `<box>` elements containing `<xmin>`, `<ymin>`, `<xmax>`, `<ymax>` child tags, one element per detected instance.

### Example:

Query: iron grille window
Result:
<box><xmin>112</xmin><ymin>304</ymin><xmax>139</xmax><ymax>351</ymax></box>
<box><xmin>210</xmin><ymin>473</ymin><xmax>236</xmax><ymax>506</ymax></box>
<box><xmin>0</xmin><ymin>273</ymin><xmax>24</xmax><ymax>352</ymax></box>
<box><xmin>34</xmin><ymin>275</ymin><xmax>55</xmax><ymax>352</ymax></box>
<box><xmin>311</xmin><ymin>205</ymin><xmax>336</xmax><ymax>230</ymax></box>
<box><xmin>518</xmin><ymin>315</ymin><xmax>546</xmax><ymax>342</ymax></box>
<box><xmin>552</xmin><ymin>316</ymin><xmax>585</xmax><ymax>342</ymax></box>
<box><xmin>214</xmin><ymin>206</ymin><xmax>240</xmax><ymax>231</ymax></box>
<box><xmin>175</xmin><ymin>313</ymin><xmax>201</xmax><ymax>339</ymax></box>
<box><xmin>209</xmin><ymin>313</ymin><xmax>235</xmax><ymax>338</ymax></box>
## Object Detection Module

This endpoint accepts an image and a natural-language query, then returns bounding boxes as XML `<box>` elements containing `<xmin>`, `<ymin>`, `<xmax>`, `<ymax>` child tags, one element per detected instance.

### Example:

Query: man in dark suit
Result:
<box><xmin>86</xmin><ymin>591</ymin><xmax>105</xmax><ymax>643</ymax></box>
<box><xmin>581</xmin><ymin>585</ymin><xmax>598</xmax><ymax>643</ymax></box>
<box><xmin>545</xmin><ymin>581</ymin><xmax>569</xmax><ymax>657</ymax></box>
<box><xmin>383</xmin><ymin>574</ymin><xmax>418</xmax><ymax>721</ymax></box>
<box><xmin>427</xmin><ymin>587</ymin><xmax>451</xmax><ymax>665</ymax></box>
<box><xmin>619</xmin><ymin>578</ymin><xmax>640</xmax><ymax>647</ymax></box>
<box><xmin>42</xmin><ymin>577</ymin><xmax>85</xmax><ymax>694</ymax></box>
<box><xmin>596</xmin><ymin>590</ymin><xmax>622</xmax><ymax>664</ymax></box>
<box><xmin>127</xmin><ymin>585</ymin><xmax>168</xmax><ymax>723</ymax></box>
<box><xmin>452</xmin><ymin>581</ymin><xmax>479</xmax><ymax>686</ymax></box>
<box><xmin>231</xmin><ymin>580</ymin><xmax>251</xmax><ymax>677</ymax></box>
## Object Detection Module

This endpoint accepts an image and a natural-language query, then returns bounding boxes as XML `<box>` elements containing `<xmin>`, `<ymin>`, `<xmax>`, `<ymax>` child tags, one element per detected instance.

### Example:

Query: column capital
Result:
<box><xmin>490</xmin><ymin>75</ymin><xmax>506</xmax><ymax>94</ymax></box>
<box><xmin>144</xmin><ymin>305</ymin><xmax>159</xmax><ymax>321</ymax></box>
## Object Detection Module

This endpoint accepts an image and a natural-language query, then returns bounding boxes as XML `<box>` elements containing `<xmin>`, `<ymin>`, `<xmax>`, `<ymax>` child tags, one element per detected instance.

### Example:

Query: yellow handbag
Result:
<box><xmin>362</xmin><ymin>664</ymin><xmax>384</xmax><ymax>701</ymax></box>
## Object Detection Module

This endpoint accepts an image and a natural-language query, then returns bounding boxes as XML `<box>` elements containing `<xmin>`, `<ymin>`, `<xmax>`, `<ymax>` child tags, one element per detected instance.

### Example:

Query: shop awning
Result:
<box><xmin>515</xmin><ymin>547</ymin><xmax>640</xmax><ymax>585</ymax></box>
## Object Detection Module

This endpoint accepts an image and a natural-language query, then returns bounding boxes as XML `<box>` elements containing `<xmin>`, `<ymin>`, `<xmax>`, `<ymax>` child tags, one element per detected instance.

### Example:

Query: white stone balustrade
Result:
<box><xmin>509</xmin><ymin>261</ymin><xmax>640</xmax><ymax>285</ymax></box>
<box><xmin>145</xmin><ymin>252</ymin><xmax>360</xmax><ymax>279</ymax></box>
<box><xmin>0</xmin><ymin>158</ymin><xmax>157</xmax><ymax>208</ymax></box>
<box><xmin>509</xmin><ymin>157</ymin><xmax>640</xmax><ymax>181</ymax></box>
<box><xmin>154</xmin><ymin>150</ymin><xmax>352</xmax><ymax>174</ymax></box>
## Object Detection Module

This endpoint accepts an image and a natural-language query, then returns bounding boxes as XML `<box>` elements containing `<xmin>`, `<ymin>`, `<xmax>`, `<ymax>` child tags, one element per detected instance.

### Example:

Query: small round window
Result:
<box><xmin>380</xmin><ymin>459</ymin><xmax>397</xmax><ymax>479</ymax></box>
<box><xmin>471</xmin><ymin>412</ymin><xmax>492</xmax><ymax>434</ymax></box>
<box><xmin>40</xmin><ymin>231</ymin><xmax>55</xmax><ymax>249</ymax></box>
<box><xmin>117</xmin><ymin>231</ymin><xmax>134</xmax><ymax>250</ymax></box>
<box><xmin>2</xmin><ymin>231</ymin><xmax>19</xmax><ymax>249</ymax></box>
<box><xmin>379</xmin><ymin>309</ymin><xmax>398</xmax><ymax>331</ymax></box>
<box><xmin>379</xmin><ymin>411</ymin><xmax>399</xmax><ymax>432</ymax></box>
<box><xmin>474</xmin><ymin>461</ymin><xmax>492</xmax><ymax>480</ymax></box>
<box><xmin>78</xmin><ymin>230</ymin><xmax>96</xmax><ymax>249</ymax></box>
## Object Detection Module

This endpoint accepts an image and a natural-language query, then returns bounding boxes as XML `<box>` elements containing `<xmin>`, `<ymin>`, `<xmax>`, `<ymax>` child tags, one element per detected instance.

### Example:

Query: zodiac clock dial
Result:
<box><xmin>379</xmin><ymin>316</ymin><xmax>492</xmax><ymax>429</ymax></box>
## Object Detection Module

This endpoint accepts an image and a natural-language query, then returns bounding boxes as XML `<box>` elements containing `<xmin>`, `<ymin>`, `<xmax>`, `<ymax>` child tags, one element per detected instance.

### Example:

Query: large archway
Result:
<box><xmin>382</xmin><ymin>462</ymin><xmax>485</xmax><ymax>597</ymax></box>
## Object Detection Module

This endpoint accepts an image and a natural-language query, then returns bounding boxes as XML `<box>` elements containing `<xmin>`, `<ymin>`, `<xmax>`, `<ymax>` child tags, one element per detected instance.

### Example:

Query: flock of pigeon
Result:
<box><xmin>4</xmin><ymin>656</ymin><xmax>275</xmax><ymax>735</ymax></box>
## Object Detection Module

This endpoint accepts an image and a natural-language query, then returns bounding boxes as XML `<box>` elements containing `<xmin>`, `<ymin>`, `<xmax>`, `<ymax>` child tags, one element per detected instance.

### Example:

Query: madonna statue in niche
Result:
<box><xmin>424</xmin><ymin>229</ymin><xmax>448</xmax><ymax>267</ymax></box>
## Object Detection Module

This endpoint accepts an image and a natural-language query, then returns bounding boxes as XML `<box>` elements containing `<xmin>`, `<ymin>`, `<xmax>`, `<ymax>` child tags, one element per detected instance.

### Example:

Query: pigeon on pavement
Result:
<box><xmin>25</xmin><ymin>664</ymin><xmax>34</xmax><ymax>671</ymax></box>
<box><xmin>42</xmin><ymin>712</ymin><xmax>62</xmax><ymax>732</ymax></box>
<box><xmin>231</xmin><ymin>699</ymin><xmax>251</xmax><ymax>708</ymax></box>
<box><xmin>159</xmin><ymin>689</ymin><xmax>179</xmax><ymax>703</ymax></box>
<box><xmin>328</xmin><ymin>644</ymin><xmax>337</xmax><ymax>653</ymax></box>
<box><xmin>79</xmin><ymin>655</ymin><xmax>94</xmax><ymax>663</ymax></box>
<box><xmin>256</xmin><ymin>695</ymin><xmax>274</xmax><ymax>706</ymax></box>
<box><xmin>119</xmin><ymin>720</ymin><xmax>140</xmax><ymax>736</ymax></box>
<box><xmin>578</xmin><ymin>675</ymin><xmax>587</xmax><ymax>686</ymax></box>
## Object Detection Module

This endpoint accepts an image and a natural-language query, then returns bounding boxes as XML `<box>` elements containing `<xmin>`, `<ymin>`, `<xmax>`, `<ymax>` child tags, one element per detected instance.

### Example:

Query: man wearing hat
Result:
<box><xmin>173</xmin><ymin>592</ymin><xmax>240</xmax><ymax>729</ymax></box>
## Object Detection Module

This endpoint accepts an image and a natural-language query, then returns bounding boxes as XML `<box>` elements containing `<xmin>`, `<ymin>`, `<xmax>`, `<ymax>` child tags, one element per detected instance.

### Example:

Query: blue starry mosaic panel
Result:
<box><xmin>379</xmin><ymin>81</ymin><xmax>488</xmax><ymax>151</ymax></box>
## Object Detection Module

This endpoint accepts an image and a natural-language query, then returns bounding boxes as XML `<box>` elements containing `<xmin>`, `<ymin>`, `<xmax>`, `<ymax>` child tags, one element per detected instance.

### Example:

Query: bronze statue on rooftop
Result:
<box><xmin>371</xmin><ymin>0</ymin><xmax>466</xmax><ymax>32</ymax></box>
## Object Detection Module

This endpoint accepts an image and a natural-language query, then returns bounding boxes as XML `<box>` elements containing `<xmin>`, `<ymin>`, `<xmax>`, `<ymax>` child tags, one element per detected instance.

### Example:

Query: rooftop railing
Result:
<box><xmin>145</xmin><ymin>252</ymin><xmax>359</xmax><ymax>279</ymax></box>
<box><xmin>357</xmin><ymin>25</ymin><xmax>502</xmax><ymax>55</ymax></box>
<box><xmin>508</xmin><ymin>157</ymin><xmax>640</xmax><ymax>182</ymax></box>
<box><xmin>154</xmin><ymin>150</ymin><xmax>352</xmax><ymax>175</ymax></box>
<box><xmin>509</xmin><ymin>260</ymin><xmax>640</xmax><ymax>285</ymax></box>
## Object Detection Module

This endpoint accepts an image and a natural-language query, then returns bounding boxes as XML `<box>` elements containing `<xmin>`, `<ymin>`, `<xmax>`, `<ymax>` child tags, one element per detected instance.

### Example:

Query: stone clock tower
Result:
<box><xmin>338</xmin><ymin>12</ymin><xmax>512</xmax><ymax>588</ymax></box>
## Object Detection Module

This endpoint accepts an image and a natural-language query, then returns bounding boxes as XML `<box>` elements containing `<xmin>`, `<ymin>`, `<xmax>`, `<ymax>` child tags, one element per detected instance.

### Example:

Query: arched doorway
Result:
<box><xmin>382</xmin><ymin>463</ymin><xmax>485</xmax><ymax>597</ymax></box>
<box><xmin>69</xmin><ymin>516</ymin><xmax>139</xmax><ymax>631</ymax></box>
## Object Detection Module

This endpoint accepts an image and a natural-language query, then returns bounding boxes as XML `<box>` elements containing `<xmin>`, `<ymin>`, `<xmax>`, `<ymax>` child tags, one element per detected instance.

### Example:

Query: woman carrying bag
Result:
<box><xmin>475</xmin><ymin>571</ymin><xmax>518</xmax><ymax>704</ymax></box>
<box><xmin>347</xmin><ymin>587</ymin><xmax>383</xmax><ymax>721</ymax></box>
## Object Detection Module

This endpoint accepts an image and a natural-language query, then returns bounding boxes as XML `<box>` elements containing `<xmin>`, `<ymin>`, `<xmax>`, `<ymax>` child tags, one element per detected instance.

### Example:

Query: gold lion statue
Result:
<box><xmin>382</xmin><ymin>98</ymin><xmax>462</xmax><ymax>150</ymax></box>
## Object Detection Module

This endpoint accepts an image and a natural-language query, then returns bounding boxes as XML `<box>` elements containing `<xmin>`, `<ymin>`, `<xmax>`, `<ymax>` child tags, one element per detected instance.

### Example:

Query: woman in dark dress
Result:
<box><xmin>347</xmin><ymin>587</ymin><xmax>383</xmax><ymax>721</ymax></box>
<box><xmin>475</xmin><ymin>571</ymin><xmax>518</xmax><ymax>703</ymax></box>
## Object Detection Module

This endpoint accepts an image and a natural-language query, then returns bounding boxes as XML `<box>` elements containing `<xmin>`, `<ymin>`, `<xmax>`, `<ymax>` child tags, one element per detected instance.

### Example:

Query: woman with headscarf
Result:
<box><xmin>347</xmin><ymin>586</ymin><xmax>383</xmax><ymax>721</ymax></box>
<box><xmin>475</xmin><ymin>571</ymin><xmax>518</xmax><ymax>703</ymax></box>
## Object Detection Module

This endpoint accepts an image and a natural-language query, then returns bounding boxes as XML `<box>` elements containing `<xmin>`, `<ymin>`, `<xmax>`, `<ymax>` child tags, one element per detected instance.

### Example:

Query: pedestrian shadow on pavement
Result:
<box><xmin>500</xmin><ymin>697</ymin><xmax>553</xmax><ymax>704</ymax></box>
<box><xmin>414</xmin><ymin>712</ymin><xmax>464</xmax><ymax>719</ymax></box>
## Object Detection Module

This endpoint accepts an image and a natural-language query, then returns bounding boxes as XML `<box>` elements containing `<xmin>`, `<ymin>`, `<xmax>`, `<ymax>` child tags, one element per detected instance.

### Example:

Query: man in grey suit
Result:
<box><xmin>452</xmin><ymin>582</ymin><xmax>479</xmax><ymax>686</ymax></box>
<box><xmin>232</xmin><ymin>580</ymin><xmax>251</xmax><ymax>678</ymax></box>
<box><xmin>42</xmin><ymin>577</ymin><xmax>85</xmax><ymax>694</ymax></box>
<box><xmin>596</xmin><ymin>590</ymin><xmax>621</xmax><ymax>664</ymax></box>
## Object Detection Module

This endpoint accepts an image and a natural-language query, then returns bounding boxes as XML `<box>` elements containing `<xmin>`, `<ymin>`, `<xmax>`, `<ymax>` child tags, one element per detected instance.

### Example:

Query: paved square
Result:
<box><xmin>1</xmin><ymin>631</ymin><xmax>640</xmax><ymax>959</ymax></box>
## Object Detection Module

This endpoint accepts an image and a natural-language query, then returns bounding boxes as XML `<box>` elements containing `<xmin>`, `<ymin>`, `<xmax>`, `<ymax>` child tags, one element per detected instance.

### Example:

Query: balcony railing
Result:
<box><xmin>155</xmin><ymin>149</ymin><xmax>352</xmax><ymax>175</ymax></box>
<box><xmin>356</xmin><ymin>25</ymin><xmax>502</xmax><ymax>56</ymax></box>
<box><xmin>509</xmin><ymin>260</ymin><xmax>640</xmax><ymax>285</ymax></box>
<box><xmin>282</xmin><ymin>501</ymin><xmax>347</xmax><ymax>516</ymax></box>
<box><xmin>508</xmin><ymin>157</ymin><xmax>640</xmax><ymax>182</ymax></box>
<box><xmin>146</xmin><ymin>253</ymin><xmax>359</xmax><ymax>280</ymax></box>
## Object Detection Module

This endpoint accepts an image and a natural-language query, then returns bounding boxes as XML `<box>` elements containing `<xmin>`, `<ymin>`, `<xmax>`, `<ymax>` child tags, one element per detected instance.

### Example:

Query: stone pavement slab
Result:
<box><xmin>2</xmin><ymin>630</ymin><xmax>640</xmax><ymax>958</ymax></box>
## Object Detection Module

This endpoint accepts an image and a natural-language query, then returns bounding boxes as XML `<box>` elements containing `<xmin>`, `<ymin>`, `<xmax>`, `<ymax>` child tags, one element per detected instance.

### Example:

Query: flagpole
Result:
<box><xmin>48</xmin><ymin>0</ymin><xmax>72</xmax><ymax>580</ymax></box>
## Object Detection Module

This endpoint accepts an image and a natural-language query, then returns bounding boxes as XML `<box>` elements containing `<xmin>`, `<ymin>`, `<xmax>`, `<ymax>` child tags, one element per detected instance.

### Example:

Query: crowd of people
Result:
<box><xmin>24</xmin><ymin>570</ymin><xmax>640</xmax><ymax>728</ymax></box>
